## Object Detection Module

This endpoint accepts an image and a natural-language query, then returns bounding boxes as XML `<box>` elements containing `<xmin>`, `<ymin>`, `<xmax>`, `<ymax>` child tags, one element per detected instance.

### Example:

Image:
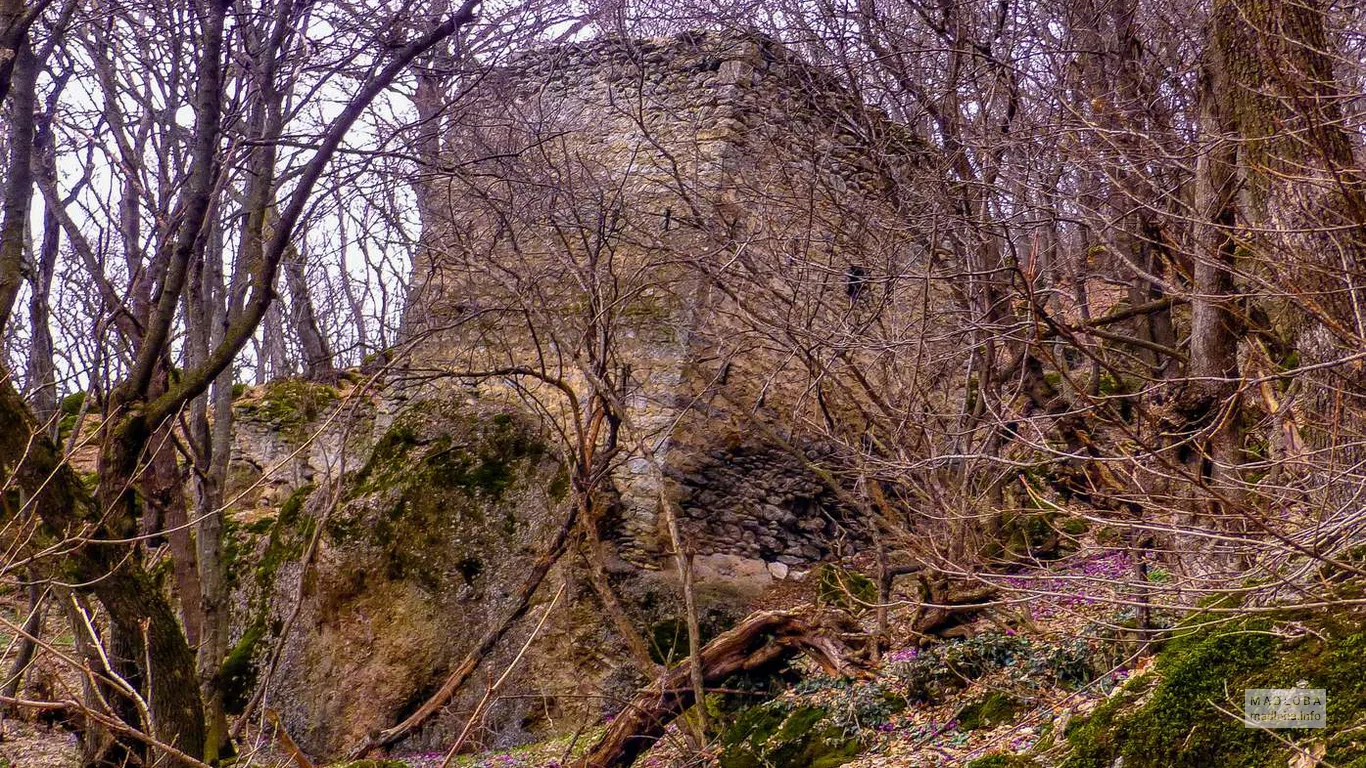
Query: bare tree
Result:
<box><xmin>0</xmin><ymin>0</ymin><xmax>480</xmax><ymax>761</ymax></box>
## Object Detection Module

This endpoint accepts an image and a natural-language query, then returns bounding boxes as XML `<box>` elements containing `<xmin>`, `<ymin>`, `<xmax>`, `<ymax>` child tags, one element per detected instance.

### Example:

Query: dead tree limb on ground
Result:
<box><xmin>575</xmin><ymin>608</ymin><xmax>865</xmax><ymax>768</ymax></box>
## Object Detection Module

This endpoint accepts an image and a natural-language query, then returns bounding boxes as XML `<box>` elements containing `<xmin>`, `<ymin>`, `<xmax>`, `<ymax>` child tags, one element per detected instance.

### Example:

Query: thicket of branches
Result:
<box><xmin>2</xmin><ymin>0</ymin><xmax>1366</xmax><ymax>765</ymax></box>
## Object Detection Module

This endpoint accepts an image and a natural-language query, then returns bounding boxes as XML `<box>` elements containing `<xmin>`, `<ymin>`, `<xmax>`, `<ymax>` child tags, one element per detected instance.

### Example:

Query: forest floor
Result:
<box><xmin>380</xmin><ymin>547</ymin><xmax>1165</xmax><ymax>768</ymax></box>
<box><xmin>0</xmin><ymin>719</ymin><xmax>81</xmax><ymax>768</ymax></box>
<box><xmin>0</xmin><ymin>546</ymin><xmax>1167</xmax><ymax>768</ymax></box>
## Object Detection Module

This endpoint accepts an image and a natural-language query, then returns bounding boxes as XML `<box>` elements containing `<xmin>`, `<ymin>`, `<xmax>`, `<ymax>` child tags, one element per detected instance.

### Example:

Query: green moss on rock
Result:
<box><xmin>719</xmin><ymin>702</ymin><xmax>862</xmax><ymax>768</ymax></box>
<box><xmin>958</xmin><ymin>691</ymin><xmax>1023</xmax><ymax>731</ymax></box>
<box><xmin>330</xmin><ymin>404</ymin><xmax>555</xmax><ymax>593</ymax></box>
<box><xmin>350</xmin><ymin>410</ymin><xmax>542</xmax><ymax>502</ymax></box>
<box><xmin>221</xmin><ymin>622</ymin><xmax>265</xmax><ymax>715</ymax></box>
<box><xmin>217</xmin><ymin>482</ymin><xmax>318</xmax><ymax>715</ymax></box>
<box><xmin>257</xmin><ymin>484</ymin><xmax>317</xmax><ymax>591</ymax></box>
<box><xmin>1064</xmin><ymin>609</ymin><xmax>1366</xmax><ymax>768</ymax></box>
<box><xmin>239</xmin><ymin>377</ymin><xmax>337</xmax><ymax>433</ymax></box>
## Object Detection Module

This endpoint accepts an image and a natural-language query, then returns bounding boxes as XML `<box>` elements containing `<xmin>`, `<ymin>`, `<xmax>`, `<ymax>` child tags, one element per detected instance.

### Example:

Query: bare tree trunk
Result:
<box><xmin>81</xmin><ymin>402</ymin><xmax>208</xmax><ymax>764</ymax></box>
<box><xmin>24</xmin><ymin>192</ymin><xmax>59</xmax><ymax>433</ymax></box>
<box><xmin>680</xmin><ymin>548</ymin><xmax>708</xmax><ymax>736</ymax></box>
<box><xmin>1183</xmin><ymin>51</ymin><xmax>1244</xmax><ymax>537</ymax></box>
<box><xmin>0</xmin><ymin>377</ymin><xmax>208</xmax><ymax>763</ymax></box>
<box><xmin>1072</xmin><ymin>0</ymin><xmax>1177</xmax><ymax>379</ymax></box>
<box><xmin>1</xmin><ymin>579</ymin><xmax>46</xmax><ymax>704</ymax></box>
<box><xmin>1208</xmin><ymin>0</ymin><xmax>1366</xmax><ymax>367</ymax></box>
<box><xmin>0</xmin><ymin>0</ymin><xmax>36</xmax><ymax>327</ymax></box>
<box><xmin>262</xmin><ymin>302</ymin><xmax>291</xmax><ymax>380</ymax></box>
<box><xmin>1189</xmin><ymin>20</ymin><xmax>1242</xmax><ymax>392</ymax></box>
<box><xmin>281</xmin><ymin>241</ymin><xmax>335</xmax><ymax>381</ymax></box>
<box><xmin>143</xmin><ymin>415</ymin><xmax>204</xmax><ymax>647</ymax></box>
<box><xmin>186</xmin><ymin>218</ymin><xmax>234</xmax><ymax>762</ymax></box>
<box><xmin>64</xmin><ymin>591</ymin><xmax>116</xmax><ymax>765</ymax></box>
<box><xmin>578</xmin><ymin>508</ymin><xmax>660</xmax><ymax>676</ymax></box>
<box><xmin>5</xmin><ymin>119</ymin><xmax>63</xmax><ymax>705</ymax></box>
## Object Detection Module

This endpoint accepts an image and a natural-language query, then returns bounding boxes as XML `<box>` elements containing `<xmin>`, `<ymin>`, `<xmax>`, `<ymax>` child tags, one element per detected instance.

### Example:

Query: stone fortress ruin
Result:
<box><xmin>402</xmin><ymin>27</ymin><xmax>935</xmax><ymax>573</ymax></box>
<box><xmin>239</xmin><ymin>28</ymin><xmax>943</xmax><ymax>757</ymax></box>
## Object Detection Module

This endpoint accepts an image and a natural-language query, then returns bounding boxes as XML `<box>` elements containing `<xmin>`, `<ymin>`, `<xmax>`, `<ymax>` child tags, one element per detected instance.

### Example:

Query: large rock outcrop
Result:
<box><xmin>227</xmin><ymin>382</ymin><xmax>764</xmax><ymax>756</ymax></box>
<box><xmin>265</xmin><ymin>392</ymin><xmax>568</xmax><ymax>754</ymax></box>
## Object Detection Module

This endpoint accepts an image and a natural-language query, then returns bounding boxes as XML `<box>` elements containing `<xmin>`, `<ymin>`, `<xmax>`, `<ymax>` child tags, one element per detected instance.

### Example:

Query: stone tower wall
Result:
<box><xmin>402</xmin><ymin>29</ymin><xmax>939</xmax><ymax>567</ymax></box>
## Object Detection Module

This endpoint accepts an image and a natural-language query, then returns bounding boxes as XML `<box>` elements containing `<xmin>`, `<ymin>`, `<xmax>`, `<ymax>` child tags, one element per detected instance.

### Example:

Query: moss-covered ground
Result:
<box><xmin>1063</xmin><ymin>607</ymin><xmax>1366</xmax><ymax>768</ymax></box>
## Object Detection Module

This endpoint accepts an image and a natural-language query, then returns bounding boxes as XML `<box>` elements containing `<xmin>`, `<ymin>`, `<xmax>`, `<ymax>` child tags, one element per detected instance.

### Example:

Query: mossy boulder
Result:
<box><xmin>237</xmin><ymin>377</ymin><xmax>337</xmax><ymax>436</ymax></box>
<box><xmin>1063</xmin><ymin>609</ymin><xmax>1366</xmax><ymax>768</ymax></box>
<box><xmin>958</xmin><ymin>691</ymin><xmax>1024</xmax><ymax>731</ymax></box>
<box><xmin>327</xmin><ymin>410</ymin><xmax>550</xmax><ymax>592</ymax></box>
<box><xmin>264</xmin><ymin>393</ymin><xmax>576</xmax><ymax>757</ymax></box>
<box><xmin>719</xmin><ymin>702</ymin><xmax>863</xmax><ymax>768</ymax></box>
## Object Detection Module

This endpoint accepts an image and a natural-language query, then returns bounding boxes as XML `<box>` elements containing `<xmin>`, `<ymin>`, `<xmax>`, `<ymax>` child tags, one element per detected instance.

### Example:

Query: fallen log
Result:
<box><xmin>574</xmin><ymin>608</ymin><xmax>865</xmax><ymax>768</ymax></box>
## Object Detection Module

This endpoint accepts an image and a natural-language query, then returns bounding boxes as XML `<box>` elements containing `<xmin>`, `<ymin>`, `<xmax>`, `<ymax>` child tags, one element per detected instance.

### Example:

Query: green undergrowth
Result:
<box><xmin>57</xmin><ymin>390</ymin><xmax>86</xmax><ymax>436</ymax></box>
<box><xmin>718</xmin><ymin>701</ymin><xmax>866</xmax><ymax>768</ymax></box>
<box><xmin>716</xmin><ymin>675</ymin><xmax>907</xmax><ymax>768</ymax></box>
<box><xmin>966</xmin><ymin>755</ymin><xmax>1042</xmax><ymax>768</ymax></box>
<box><xmin>713</xmin><ymin>630</ymin><xmax>1099</xmax><ymax>767</ymax></box>
<box><xmin>889</xmin><ymin>632</ymin><xmax>1098</xmax><ymax>703</ymax></box>
<box><xmin>1062</xmin><ymin>606</ymin><xmax>1366</xmax><ymax>768</ymax></box>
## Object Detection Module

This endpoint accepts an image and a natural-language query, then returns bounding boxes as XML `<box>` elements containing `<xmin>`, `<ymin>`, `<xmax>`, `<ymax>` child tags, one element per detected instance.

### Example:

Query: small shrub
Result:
<box><xmin>59</xmin><ymin>390</ymin><xmax>85</xmax><ymax>415</ymax></box>
<box><xmin>890</xmin><ymin>633</ymin><xmax>1032</xmax><ymax>702</ymax></box>
<box><xmin>957</xmin><ymin>691</ymin><xmax>1023</xmax><ymax>731</ymax></box>
<box><xmin>825</xmin><ymin>681</ymin><xmax>907</xmax><ymax>732</ymax></box>
<box><xmin>58</xmin><ymin>390</ymin><xmax>87</xmax><ymax>435</ymax></box>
